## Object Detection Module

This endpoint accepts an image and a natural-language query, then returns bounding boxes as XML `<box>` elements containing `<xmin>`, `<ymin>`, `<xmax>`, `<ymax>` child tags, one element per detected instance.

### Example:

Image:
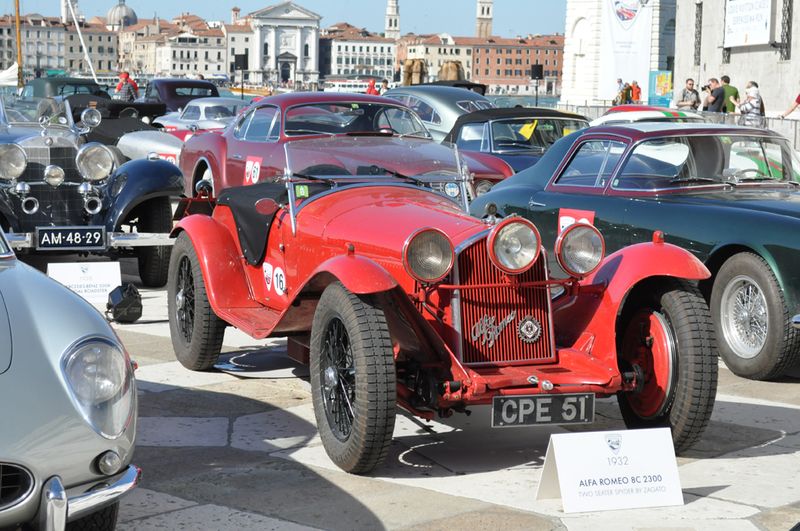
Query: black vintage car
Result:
<box><xmin>0</xmin><ymin>95</ymin><xmax>183</xmax><ymax>286</ymax></box>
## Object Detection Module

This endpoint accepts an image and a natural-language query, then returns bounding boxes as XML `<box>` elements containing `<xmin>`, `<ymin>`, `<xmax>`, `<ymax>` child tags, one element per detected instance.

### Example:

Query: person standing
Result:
<box><xmin>676</xmin><ymin>78</ymin><xmax>700</xmax><ymax>110</ymax></box>
<box><xmin>730</xmin><ymin>81</ymin><xmax>764</xmax><ymax>127</ymax></box>
<box><xmin>779</xmin><ymin>88</ymin><xmax>800</xmax><ymax>118</ymax></box>
<box><xmin>379</xmin><ymin>79</ymin><xmax>389</xmax><ymax>95</ymax></box>
<box><xmin>365</xmin><ymin>79</ymin><xmax>380</xmax><ymax>95</ymax></box>
<box><xmin>703</xmin><ymin>78</ymin><xmax>725</xmax><ymax>113</ymax></box>
<box><xmin>115</xmin><ymin>71</ymin><xmax>138</xmax><ymax>102</ymax></box>
<box><xmin>630</xmin><ymin>80</ymin><xmax>641</xmax><ymax>103</ymax></box>
<box><xmin>721</xmin><ymin>75</ymin><xmax>739</xmax><ymax>113</ymax></box>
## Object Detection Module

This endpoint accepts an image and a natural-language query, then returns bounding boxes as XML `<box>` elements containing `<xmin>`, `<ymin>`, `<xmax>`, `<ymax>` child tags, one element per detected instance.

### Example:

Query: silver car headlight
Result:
<box><xmin>76</xmin><ymin>143</ymin><xmax>115</xmax><ymax>181</ymax></box>
<box><xmin>403</xmin><ymin>228</ymin><xmax>454</xmax><ymax>283</ymax></box>
<box><xmin>488</xmin><ymin>218</ymin><xmax>541</xmax><ymax>274</ymax></box>
<box><xmin>0</xmin><ymin>144</ymin><xmax>27</xmax><ymax>180</ymax></box>
<box><xmin>556</xmin><ymin>223</ymin><xmax>605</xmax><ymax>278</ymax></box>
<box><xmin>63</xmin><ymin>338</ymin><xmax>135</xmax><ymax>439</ymax></box>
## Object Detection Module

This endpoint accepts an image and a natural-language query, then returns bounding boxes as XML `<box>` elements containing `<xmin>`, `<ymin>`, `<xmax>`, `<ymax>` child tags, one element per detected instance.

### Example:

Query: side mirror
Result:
<box><xmin>189</xmin><ymin>124</ymin><xmax>198</xmax><ymax>132</ymax></box>
<box><xmin>195</xmin><ymin>179</ymin><xmax>213</xmax><ymax>197</ymax></box>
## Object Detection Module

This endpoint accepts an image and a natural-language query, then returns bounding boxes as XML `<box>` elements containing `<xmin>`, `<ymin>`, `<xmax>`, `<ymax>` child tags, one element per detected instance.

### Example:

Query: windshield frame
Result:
<box><xmin>0</xmin><ymin>95</ymin><xmax>75</xmax><ymax>128</ymax></box>
<box><xmin>282</xmin><ymin>101</ymin><xmax>432</xmax><ymax>138</ymax></box>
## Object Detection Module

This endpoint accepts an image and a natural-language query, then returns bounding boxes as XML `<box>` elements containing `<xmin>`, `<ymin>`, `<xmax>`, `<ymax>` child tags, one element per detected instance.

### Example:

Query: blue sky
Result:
<box><xmin>10</xmin><ymin>0</ymin><xmax>566</xmax><ymax>36</ymax></box>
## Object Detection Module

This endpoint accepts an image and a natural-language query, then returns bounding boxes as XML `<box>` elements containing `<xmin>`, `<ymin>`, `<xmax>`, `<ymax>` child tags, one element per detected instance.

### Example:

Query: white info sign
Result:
<box><xmin>536</xmin><ymin>428</ymin><xmax>683</xmax><ymax>513</ymax></box>
<box><xmin>47</xmin><ymin>262</ymin><xmax>121</xmax><ymax>304</ymax></box>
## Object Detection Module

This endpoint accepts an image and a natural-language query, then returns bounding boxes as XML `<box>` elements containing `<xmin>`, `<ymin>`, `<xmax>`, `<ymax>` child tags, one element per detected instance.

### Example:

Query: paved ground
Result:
<box><xmin>91</xmin><ymin>260</ymin><xmax>800</xmax><ymax>530</ymax></box>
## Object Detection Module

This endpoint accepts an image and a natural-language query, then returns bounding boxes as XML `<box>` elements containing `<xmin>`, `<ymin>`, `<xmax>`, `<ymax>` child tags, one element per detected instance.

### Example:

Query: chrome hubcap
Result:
<box><xmin>721</xmin><ymin>275</ymin><xmax>768</xmax><ymax>359</ymax></box>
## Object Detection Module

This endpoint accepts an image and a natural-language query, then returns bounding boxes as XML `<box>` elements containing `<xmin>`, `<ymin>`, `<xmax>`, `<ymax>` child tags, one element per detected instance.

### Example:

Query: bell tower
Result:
<box><xmin>385</xmin><ymin>0</ymin><xmax>400</xmax><ymax>40</ymax></box>
<box><xmin>476</xmin><ymin>0</ymin><xmax>493</xmax><ymax>39</ymax></box>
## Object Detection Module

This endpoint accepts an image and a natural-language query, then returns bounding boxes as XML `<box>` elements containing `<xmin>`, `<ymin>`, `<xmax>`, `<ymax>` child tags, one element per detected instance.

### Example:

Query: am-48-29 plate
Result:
<box><xmin>491</xmin><ymin>393</ymin><xmax>595</xmax><ymax>427</ymax></box>
<box><xmin>36</xmin><ymin>227</ymin><xmax>106</xmax><ymax>250</ymax></box>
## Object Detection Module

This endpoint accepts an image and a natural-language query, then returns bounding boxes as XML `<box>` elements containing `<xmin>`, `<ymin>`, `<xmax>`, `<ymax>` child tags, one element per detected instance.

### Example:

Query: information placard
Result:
<box><xmin>47</xmin><ymin>262</ymin><xmax>121</xmax><ymax>304</ymax></box>
<box><xmin>535</xmin><ymin>428</ymin><xmax>683</xmax><ymax>513</ymax></box>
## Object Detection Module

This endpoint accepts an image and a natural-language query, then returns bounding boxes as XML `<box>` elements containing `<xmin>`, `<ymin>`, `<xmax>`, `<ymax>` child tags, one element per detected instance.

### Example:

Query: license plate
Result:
<box><xmin>491</xmin><ymin>393</ymin><xmax>595</xmax><ymax>427</ymax></box>
<box><xmin>36</xmin><ymin>227</ymin><xmax>106</xmax><ymax>250</ymax></box>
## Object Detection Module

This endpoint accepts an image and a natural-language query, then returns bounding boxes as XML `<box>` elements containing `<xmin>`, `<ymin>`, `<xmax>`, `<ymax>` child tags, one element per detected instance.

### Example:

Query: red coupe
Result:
<box><xmin>168</xmin><ymin>150</ymin><xmax>718</xmax><ymax>474</ymax></box>
<box><xmin>178</xmin><ymin>92</ymin><xmax>514</xmax><ymax>198</ymax></box>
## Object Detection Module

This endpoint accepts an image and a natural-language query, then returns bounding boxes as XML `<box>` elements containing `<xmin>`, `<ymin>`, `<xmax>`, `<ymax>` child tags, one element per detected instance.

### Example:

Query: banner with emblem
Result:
<box><xmin>598</xmin><ymin>0</ymin><xmax>654</xmax><ymax>103</ymax></box>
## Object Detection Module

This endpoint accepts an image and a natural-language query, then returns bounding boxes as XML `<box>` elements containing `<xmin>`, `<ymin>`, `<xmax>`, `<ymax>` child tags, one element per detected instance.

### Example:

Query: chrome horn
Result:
<box><xmin>14</xmin><ymin>182</ymin><xmax>39</xmax><ymax>215</ymax></box>
<box><xmin>22</xmin><ymin>196</ymin><xmax>39</xmax><ymax>215</ymax></box>
<box><xmin>78</xmin><ymin>182</ymin><xmax>102</xmax><ymax>215</ymax></box>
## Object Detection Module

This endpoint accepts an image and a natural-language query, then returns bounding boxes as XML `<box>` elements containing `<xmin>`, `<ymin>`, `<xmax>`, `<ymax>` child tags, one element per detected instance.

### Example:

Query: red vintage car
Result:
<box><xmin>167</xmin><ymin>148</ymin><xmax>718</xmax><ymax>474</ymax></box>
<box><xmin>178</xmin><ymin>92</ymin><xmax>514</xmax><ymax>198</ymax></box>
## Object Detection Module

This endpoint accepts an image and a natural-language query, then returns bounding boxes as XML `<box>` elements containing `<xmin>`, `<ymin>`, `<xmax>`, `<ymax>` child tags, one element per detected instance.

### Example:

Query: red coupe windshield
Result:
<box><xmin>284</xmin><ymin>102</ymin><xmax>430</xmax><ymax>138</ymax></box>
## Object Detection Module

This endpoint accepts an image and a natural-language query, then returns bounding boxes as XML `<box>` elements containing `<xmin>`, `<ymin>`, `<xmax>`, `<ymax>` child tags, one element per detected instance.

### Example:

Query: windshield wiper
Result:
<box><xmin>284</xmin><ymin>129</ymin><xmax>334</xmax><ymax>135</ymax></box>
<box><xmin>399</xmin><ymin>129</ymin><xmax>430</xmax><ymax>139</ymax></box>
<box><xmin>361</xmin><ymin>165</ymin><xmax>424</xmax><ymax>185</ymax></box>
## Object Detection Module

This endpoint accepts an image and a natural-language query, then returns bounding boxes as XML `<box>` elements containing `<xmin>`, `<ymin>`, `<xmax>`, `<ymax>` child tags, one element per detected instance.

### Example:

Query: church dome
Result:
<box><xmin>106</xmin><ymin>0</ymin><xmax>138</xmax><ymax>30</ymax></box>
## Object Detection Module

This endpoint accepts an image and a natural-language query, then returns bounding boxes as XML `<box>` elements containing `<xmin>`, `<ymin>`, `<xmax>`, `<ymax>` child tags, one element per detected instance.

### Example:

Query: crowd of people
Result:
<box><xmin>613</xmin><ymin>78</ymin><xmax>642</xmax><ymax>104</ymax></box>
<box><xmin>674</xmin><ymin>75</ymin><xmax>767</xmax><ymax>126</ymax></box>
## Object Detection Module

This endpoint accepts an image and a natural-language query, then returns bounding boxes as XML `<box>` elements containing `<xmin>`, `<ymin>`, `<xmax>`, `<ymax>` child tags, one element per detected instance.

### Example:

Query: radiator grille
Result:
<box><xmin>0</xmin><ymin>463</ymin><xmax>33</xmax><ymax>510</ymax></box>
<box><xmin>456</xmin><ymin>240</ymin><xmax>555</xmax><ymax>365</ymax></box>
<box><xmin>16</xmin><ymin>146</ymin><xmax>89</xmax><ymax>231</ymax></box>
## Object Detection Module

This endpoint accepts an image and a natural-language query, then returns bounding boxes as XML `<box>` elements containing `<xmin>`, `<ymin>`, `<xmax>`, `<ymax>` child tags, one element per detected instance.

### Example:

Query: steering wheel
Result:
<box><xmin>119</xmin><ymin>107</ymin><xmax>140</xmax><ymax>119</ymax></box>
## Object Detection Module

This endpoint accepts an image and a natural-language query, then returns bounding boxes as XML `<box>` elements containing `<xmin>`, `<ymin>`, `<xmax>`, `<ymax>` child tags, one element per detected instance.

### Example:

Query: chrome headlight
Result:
<box><xmin>76</xmin><ymin>143</ymin><xmax>115</xmax><ymax>181</ymax></box>
<box><xmin>556</xmin><ymin>223</ymin><xmax>605</xmax><ymax>278</ymax></box>
<box><xmin>474</xmin><ymin>179</ymin><xmax>493</xmax><ymax>196</ymax></box>
<box><xmin>0</xmin><ymin>144</ymin><xmax>27</xmax><ymax>180</ymax></box>
<box><xmin>63</xmin><ymin>338</ymin><xmax>135</xmax><ymax>439</ymax></box>
<box><xmin>80</xmin><ymin>107</ymin><xmax>102</xmax><ymax>128</ymax></box>
<box><xmin>44</xmin><ymin>165</ymin><xmax>65</xmax><ymax>187</ymax></box>
<box><xmin>403</xmin><ymin>228</ymin><xmax>454</xmax><ymax>283</ymax></box>
<box><xmin>487</xmin><ymin>218</ymin><xmax>541</xmax><ymax>274</ymax></box>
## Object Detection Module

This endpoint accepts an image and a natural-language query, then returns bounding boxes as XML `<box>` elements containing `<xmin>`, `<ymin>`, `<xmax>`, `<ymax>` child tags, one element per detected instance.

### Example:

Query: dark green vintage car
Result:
<box><xmin>470</xmin><ymin>122</ymin><xmax>800</xmax><ymax>380</ymax></box>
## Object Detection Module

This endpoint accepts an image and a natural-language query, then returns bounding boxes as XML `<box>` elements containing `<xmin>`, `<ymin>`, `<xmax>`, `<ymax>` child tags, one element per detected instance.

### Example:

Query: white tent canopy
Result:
<box><xmin>0</xmin><ymin>63</ymin><xmax>18</xmax><ymax>86</ymax></box>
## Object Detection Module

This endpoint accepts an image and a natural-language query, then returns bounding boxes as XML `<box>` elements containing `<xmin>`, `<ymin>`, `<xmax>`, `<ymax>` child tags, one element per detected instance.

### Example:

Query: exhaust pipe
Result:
<box><xmin>21</xmin><ymin>196</ymin><xmax>39</xmax><ymax>215</ymax></box>
<box><xmin>84</xmin><ymin>196</ymin><xmax>102</xmax><ymax>215</ymax></box>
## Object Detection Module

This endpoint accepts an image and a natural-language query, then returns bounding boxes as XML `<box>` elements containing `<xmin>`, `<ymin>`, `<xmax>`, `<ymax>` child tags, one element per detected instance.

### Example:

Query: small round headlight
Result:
<box><xmin>80</xmin><ymin>107</ymin><xmax>102</xmax><ymax>128</ymax></box>
<box><xmin>487</xmin><ymin>218</ymin><xmax>541</xmax><ymax>274</ymax></box>
<box><xmin>556</xmin><ymin>223</ymin><xmax>605</xmax><ymax>278</ymax></box>
<box><xmin>0</xmin><ymin>144</ymin><xmax>27</xmax><ymax>180</ymax></box>
<box><xmin>403</xmin><ymin>228</ymin><xmax>454</xmax><ymax>283</ymax></box>
<box><xmin>443</xmin><ymin>182</ymin><xmax>460</xmax><ymax>197</ymax></box>
<box><xmin>76</xmin><ymin>143</ymin><xmax>115</xmax><ymax>181</ymax></box>
<box><xmin>474</xmin><ymin>179</ymin><xmax>493</xmax><ymax>196</ymax></box>
<box><xmin>44</xmin><ymin>164</ymin><xmax>65</xmax><ymax>187</ymax></box>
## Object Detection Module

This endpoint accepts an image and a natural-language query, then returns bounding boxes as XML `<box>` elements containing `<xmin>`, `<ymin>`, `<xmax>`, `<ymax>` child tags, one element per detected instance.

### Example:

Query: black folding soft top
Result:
<box><xmin>442</xmin><ymin>107</ymin><xmax>588</xmax><ymax>144</ymax></box>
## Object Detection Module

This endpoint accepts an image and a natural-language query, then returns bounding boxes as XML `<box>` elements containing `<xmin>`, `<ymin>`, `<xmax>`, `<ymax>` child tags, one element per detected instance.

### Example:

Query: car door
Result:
<box><xmin>526</xmin><ymin>137</ymin><xmax>634</xmax><ymax>275</ymax></box>
<box><xmin>224</xmin><ymin>105</ymin><xmax>282</xmax><ymax>189</ymax></box>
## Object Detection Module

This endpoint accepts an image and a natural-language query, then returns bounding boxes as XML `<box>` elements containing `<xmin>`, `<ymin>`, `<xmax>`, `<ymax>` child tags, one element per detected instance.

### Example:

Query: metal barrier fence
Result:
<box><xmin>553</xmin><ymin>103</ymin><xmax>800</xmax><ymax>151</ymax></box>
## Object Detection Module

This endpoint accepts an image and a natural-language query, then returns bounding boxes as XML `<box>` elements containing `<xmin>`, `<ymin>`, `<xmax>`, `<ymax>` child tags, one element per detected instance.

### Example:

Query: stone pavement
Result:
<box><xmin>111</xmin><ymin>279</ymin><xmax>800</xmax><ymax>531</ymax></box>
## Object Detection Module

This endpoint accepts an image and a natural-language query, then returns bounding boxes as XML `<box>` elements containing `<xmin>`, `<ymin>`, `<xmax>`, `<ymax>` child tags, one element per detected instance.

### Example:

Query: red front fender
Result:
<box><xmin>171</xmin><ymin>214</ymin><xmax>255</xmax><ymax>311</ymax></box>
<box><xmin>552</xmin><ymin>241</ymin><xmax>710</xmax><ymax>364</ymax></box>
<box><xmin>310</xmin><ymin>255</ymin><xmax>398</xmax><ymax>295</ymax></box>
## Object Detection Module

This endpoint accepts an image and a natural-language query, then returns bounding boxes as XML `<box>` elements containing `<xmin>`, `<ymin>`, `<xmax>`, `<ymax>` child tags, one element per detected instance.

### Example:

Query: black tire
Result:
<box><xmin>66</xmin><ymin>502</ymin><xmax>118</xmax><ymax>531</ymax></box>
<box><xmin>617</xmin><ymin>279</ymin><xmax>717</xmax><ymax>453</ymax></box>
<box><xmin>710</xmin><ymin>252</ymin><xmax>800</xmax><ymax>380</ymax></box>
<box><xmin>167</xmin><ymin>232</ymin><xmax>226</xmax><ymax>370</ymax></box>
<box><xmin>135</xmin><ymin>197</ymin><xmax>173</xmax><ymax>287</ymax></box>
<box><xmin>310</xmin><ymin>282</ymin><xmax>396</xmax><ymax>474</ymax></box>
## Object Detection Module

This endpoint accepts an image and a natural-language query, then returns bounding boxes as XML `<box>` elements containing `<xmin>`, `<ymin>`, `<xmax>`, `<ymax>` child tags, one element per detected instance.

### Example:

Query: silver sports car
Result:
<box><xmin>154</xmin><ymin>97</ymin><xmax>250</xmax><ymax>140</ymax></box>
<box><xmin>0</xmin><ymin>230</ymin><xmax>139</xmax><ymax>530</ymax></box>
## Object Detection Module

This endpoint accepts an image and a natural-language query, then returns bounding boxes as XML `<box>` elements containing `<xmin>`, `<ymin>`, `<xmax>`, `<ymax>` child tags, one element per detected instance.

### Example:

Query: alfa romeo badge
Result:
<box><xmin>517</xmin><ymin>316</ymin><xmax>542</xmax><ymax>343</ymax></box>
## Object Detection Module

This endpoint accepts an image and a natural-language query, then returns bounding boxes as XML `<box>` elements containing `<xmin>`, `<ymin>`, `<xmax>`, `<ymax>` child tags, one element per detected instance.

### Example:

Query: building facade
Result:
<box><xmin>154</xmin><ymin>29</ymin><xmax>227</xmax><ymax>77</ymax></box>
<box><xmin>561</xmin><ymin>0</ymin><xmax>675</xmax><ymax>105</ymax></box>
<box><xmin>675</xmin><ymin>0</ymin><xmax>797</xmax><ymax>114</ymax></box>
<box><xmin>471</xmin><ymin>35</ymin><xmax>564</xmax><ymax>94</ymax></box>
<box><xmin>385</xmin><ymin>0</ymin><xmax>400</xmax><ymax>41</ymax></box>
<box><xmin>405</xmin><ymin>34</ymin><xmax>474</xmax><ymax>82</ymax></box>
<box><xmin>249</xmin><ymin>2</ymin><xmax>321</xmax><ymax>87</ymax></box>
<box><xmin>476</xmin><ymin>0</ymin><xmax>493</xmax><ymax>39</ymax></box>
<box><xmin>320</xmin><ymin>23</ymin><xmax>395</xmax><ymax>79</ymax></box>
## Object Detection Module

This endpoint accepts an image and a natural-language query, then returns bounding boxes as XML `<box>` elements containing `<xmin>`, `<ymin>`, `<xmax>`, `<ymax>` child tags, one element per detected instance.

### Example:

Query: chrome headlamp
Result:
<box><xmin>44</xmin><ymin>165</ymin><xmax>65</xmax><ymax>187</ymax></box>
<box><xmin>76</xmin><ymin>143</ymin><xmax>115</xmax><ymax>181</ymax></box>
<box><xmin>403</xmin><ymin>228</ymin><xmax>454</xmax><ymax>283</ymax></box>
<box><xmin>0</xmin><ymin>144</ymin><xmax>27</xmax><ymax>180</ymax></box>
<box><xmin>63</xmin><ymin>338</ymin><xmax>135</xmax><ymax>439</ymax></box>
<box><xmin>80</xmin><ymin>107</ymin><xmax>102</xmax><ymax>129</ymax></box>
<box><xmin>555</xmin><ymin>223</ymin><xmax>605</xmax><ymax>278</ymax></box>
<box><xmin>487</xmin><ymin>218</ymin><xmax>541</xmax><ymax>274</ymax></box>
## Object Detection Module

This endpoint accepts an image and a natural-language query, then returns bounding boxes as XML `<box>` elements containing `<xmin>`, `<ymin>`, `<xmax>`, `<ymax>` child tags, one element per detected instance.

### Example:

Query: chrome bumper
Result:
<box><xmin>792</xmin><ymin>314</ymin><xmax>800</xmax><ymax>330</ymax></box>
<box><xmin>39</xmin><ymin>465</ymin><xmax>140</xmax><ymax>531</ymax></box>
<box><xmin>7</xmin><ymin>232</ymin><xmax>175</xmax><ymax>249</ymax></box>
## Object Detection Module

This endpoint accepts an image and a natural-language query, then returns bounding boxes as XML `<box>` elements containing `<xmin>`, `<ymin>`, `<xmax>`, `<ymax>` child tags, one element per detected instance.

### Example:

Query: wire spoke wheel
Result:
<box><xmin>175</xmin><ymin>255</ymin><xmax>195</xmax><ymax>344</ymax></box>
<box><xmin>321</xmin><ymin>317</ymin><xmax>356</xmax><ymax>441</ymax></box>
<box><xmin>720</xmin><ymin>274</ymin><xmax>768</xmax><ymax>360</ymax></box>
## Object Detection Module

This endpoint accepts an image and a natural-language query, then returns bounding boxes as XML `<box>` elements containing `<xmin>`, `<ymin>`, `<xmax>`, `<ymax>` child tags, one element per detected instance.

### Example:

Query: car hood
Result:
<box><xmin>287</xmin><ymin>135</ymin><xmax>500</xmax><ymax>177</ymax></box>
<box><xmin>0</xmin><ymin>258</ymin><xmax>113</xmax><ymax>375</ymax></box>
<box><xmin>660</xmin><ymin>186</ymin><xmax>800</xmax><ymax>219</ymax></box>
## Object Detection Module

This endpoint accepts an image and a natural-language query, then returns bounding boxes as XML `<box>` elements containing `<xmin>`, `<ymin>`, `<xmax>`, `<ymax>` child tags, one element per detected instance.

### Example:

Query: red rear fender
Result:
<box><xmin>172</xmin><ymin>214</ymin><xmax>253</xmax><ymax>310</ymax></box>
<box><xmin>310</xmin><ymin>255</ymin><xmax>398</xmax><ymax>295</ymax></box>
<box><xmin>553</xmin><ymin>241</ymin><xmax>710</xmax><ymax>362</ymax></box>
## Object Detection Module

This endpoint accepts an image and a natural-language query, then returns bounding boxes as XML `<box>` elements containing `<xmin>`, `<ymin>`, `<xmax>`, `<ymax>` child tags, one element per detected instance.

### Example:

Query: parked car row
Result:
<box><xmin>3</xmin><ymin>80</ymin><xmax>800</xmax><ymax>529</ymax></box>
